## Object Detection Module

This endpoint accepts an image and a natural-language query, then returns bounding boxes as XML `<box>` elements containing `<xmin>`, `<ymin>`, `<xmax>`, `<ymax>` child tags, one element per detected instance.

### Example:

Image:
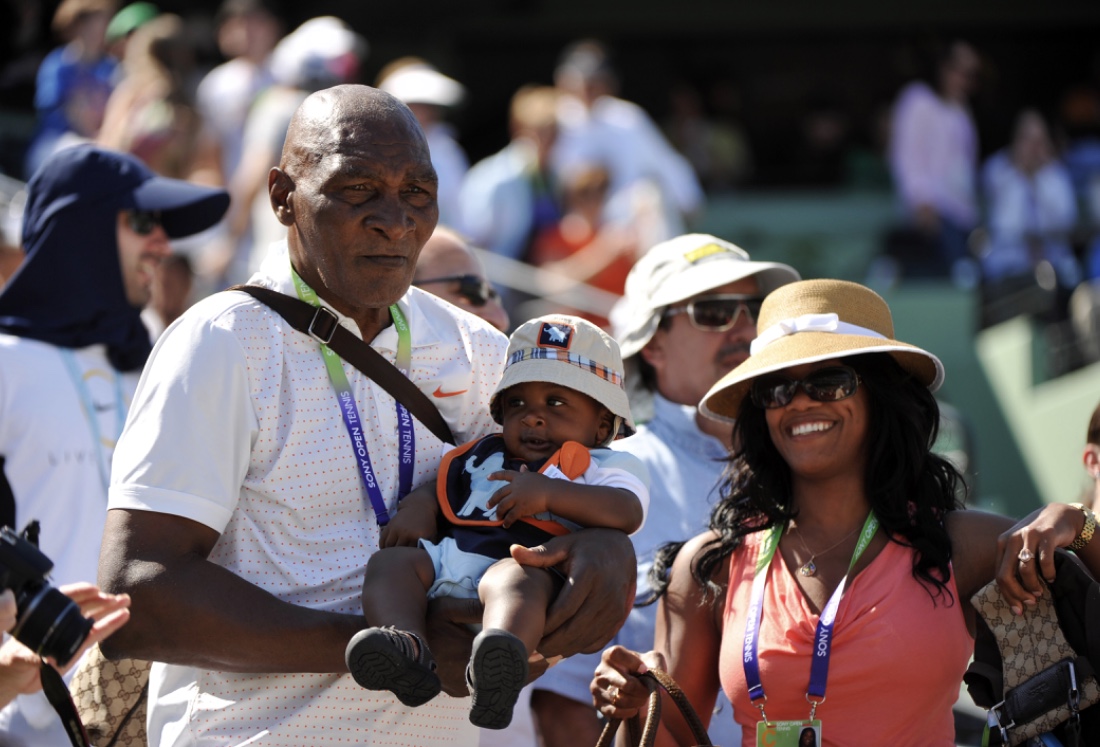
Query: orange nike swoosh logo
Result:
<box><xmin>433</xmin><ymin>386</ymin><xmax>468</xmax><ymax>398</ymax></box>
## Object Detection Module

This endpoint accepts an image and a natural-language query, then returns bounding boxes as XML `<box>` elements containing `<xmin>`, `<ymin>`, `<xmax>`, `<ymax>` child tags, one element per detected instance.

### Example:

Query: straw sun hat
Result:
<box><xmin>699</xmin><ymin>279</ymin><xmax>945</xmax><ymax>422</ymax></box>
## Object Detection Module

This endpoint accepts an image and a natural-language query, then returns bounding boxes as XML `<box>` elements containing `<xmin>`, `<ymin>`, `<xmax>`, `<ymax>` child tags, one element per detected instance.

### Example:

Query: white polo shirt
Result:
<box><xmin>109</xmin><ymin>241</ymin><xmax>508</xmax><ymax>747</ymax></box>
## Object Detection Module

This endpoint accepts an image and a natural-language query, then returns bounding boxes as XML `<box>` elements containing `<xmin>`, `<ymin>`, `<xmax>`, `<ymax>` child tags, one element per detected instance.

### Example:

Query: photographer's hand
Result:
<box><xmin>0</xmin><ymin>590</ymin><xmax>15</xmax><ymax>633</ymax></box>
<box><xmin>0</xmin><ymin>584</ymin><xmax>130</xmax><ymax>708</ymax></box>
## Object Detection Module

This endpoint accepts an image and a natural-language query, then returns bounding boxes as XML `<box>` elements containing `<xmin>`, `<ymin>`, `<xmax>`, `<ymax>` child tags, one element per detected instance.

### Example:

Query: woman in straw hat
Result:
<box><xmin>590</xmin><ymin>279</ymin><xmax>1100</xmax><ymax>746</ymax></box>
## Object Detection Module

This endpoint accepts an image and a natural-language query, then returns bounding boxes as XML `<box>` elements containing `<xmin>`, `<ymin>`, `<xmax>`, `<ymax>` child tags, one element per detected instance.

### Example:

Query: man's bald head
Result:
<box><xmin>416</xmin><ymin>225</ymin><xmax>473</xmax><ymax>278</ymax></box>
<box><xmin>415</xmin><ymin>226</ymin><xmax>510</xmax><ymax>332</ymax></box>
<box><xmin>267</xmin><ymin>83</ymin><xmax>440</xmax><ymax>337</ymax></box>
<box><xmin>280</xmin><ymin>84</ymin><xmax>426</xmax><ymax>178</ymax></box>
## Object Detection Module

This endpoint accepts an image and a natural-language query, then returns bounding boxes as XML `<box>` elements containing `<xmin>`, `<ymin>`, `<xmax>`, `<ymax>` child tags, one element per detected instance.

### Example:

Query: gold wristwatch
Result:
<box><xmin>1068</xmin><ymin>502</ymin><xmax>1097</xmax><ymax>552</ymax></box>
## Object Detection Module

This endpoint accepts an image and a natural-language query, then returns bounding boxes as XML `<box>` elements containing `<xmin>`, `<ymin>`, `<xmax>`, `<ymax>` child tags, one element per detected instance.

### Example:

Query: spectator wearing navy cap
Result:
<box><xmin>0</xmin><ymin>144</ymin><xmax>228</xmax><ymax>745</ymax></box>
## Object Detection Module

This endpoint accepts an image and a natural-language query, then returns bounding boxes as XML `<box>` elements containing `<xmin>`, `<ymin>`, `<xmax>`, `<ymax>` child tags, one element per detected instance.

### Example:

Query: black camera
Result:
<box><xmin>0</xmin><ymin>523</ymin><xmax>92</xmax><ymax>665</ymax></box>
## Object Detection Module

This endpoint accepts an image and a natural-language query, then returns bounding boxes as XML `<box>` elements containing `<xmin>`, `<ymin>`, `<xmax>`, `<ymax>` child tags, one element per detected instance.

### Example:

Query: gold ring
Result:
<box><xmin>608</xmin><ymin>686</ymin><xmax>619</xmax><ymax>705</ymax></box>
<box><xmin>1017</xmin><ymin>548</ymin><xmax>1034</xmax><ymax>563</ymax></box>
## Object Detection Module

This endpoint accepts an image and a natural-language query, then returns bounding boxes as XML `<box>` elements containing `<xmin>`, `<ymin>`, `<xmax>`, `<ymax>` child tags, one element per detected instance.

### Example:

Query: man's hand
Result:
<box><xmin>424</xmin><ymin>596</ymin><xmax>481</xmax><ymax>696</ymax></box>
<box><xmin>487</xmin><ymin>467</ymin><xmax>553</xmax><ymax>527</ymax></box>
<box><xmin>511</xmin><ymin>528</ymin><xmax>635</xmax><ymax>658</ymax></box>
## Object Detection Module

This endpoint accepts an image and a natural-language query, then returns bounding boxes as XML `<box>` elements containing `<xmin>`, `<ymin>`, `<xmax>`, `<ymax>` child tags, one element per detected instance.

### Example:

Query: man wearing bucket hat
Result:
<box><xmin>532</xmin><ymin>233</ymin><xmax>798</xmax><ymax>747</ymax></box>
<box><xmin>0</xmin><ymin>144</ymin><xmax>228</xmax><ymax>743</ymax></box>
<box><xmin>347</xmin><ymin>314</ymin><xmax>648</xmax><ymax>731</ymax></box>
<box><xmin>591</xmin><ymin>278</ymin><xmax>1100</xmax><ymax>745</ymax></box>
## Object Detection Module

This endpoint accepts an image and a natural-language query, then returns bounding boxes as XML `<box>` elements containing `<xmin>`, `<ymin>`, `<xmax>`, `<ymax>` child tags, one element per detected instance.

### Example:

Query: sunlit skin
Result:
<box><xmin>641</xmin><ymin>277</ymin><xmax>761</xmax><ymax>410</ymax></box>
<box><xmin>116</xmin><ymin>211</ymin><xmax>172</xmax><ymax>307</ymax></box>
<box><xmin>498</xmin><ymin>380</ymin><xmax>613</xmax><ymax>464</ymax></box>
<box><xmin>641</xmin><ymin>277</ymin><xmax>760</xmax><ymax>443</ymax></box>
<box><xmin>270</xmin><ymin>86</ymin><xmax>439</xmax><ymax>341</ymax></box>
<box><xmin>763</xmin><ymin>358</ymin><xmax>870</xmax><ymax>486</ymax></box>
<box><xmin>1084</xmin><ymin>436</ymin><xmax>1100</xmax><ymax>513</ymax></box>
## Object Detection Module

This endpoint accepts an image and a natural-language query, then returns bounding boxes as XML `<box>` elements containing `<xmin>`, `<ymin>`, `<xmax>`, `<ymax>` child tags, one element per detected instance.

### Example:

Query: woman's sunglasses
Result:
<box><xmin>413</xmin><ymin>274</ymin><xmax>499</xmax><ymax>307</ymax></box>
<box><xmin>662</xmin><ymin>294</ymin><xmax>764</xmax><ymax>331</ymax></box>
<box><xmin>750</xmin><ymin>365</ymin><xmax>862</xmax><ymax>409</ymax></box>
<box><xmin>125</xmin><ymin>210</ymin><xmax>163</xmax><ymax>236</ymax></box>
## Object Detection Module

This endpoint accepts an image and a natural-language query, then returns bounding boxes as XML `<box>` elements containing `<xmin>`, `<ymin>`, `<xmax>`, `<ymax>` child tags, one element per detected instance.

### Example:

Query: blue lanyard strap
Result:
<box><xmin>291</xmin><ymin>269</ymin><xmax>416</xmax><ymax>526</ymax></box>
<box><xmin>60</xmin><ymin>349</ymin><xmax>126</xmax><ymax>492</ymax></box>
<box><xmin>743</xmin><ymin>511</ymin><xmax>879</xmax><ymax>723</ymax></box>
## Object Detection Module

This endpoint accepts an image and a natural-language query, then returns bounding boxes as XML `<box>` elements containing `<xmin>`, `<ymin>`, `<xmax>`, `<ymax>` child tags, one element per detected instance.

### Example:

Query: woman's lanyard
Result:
<box><xmin>60</xmin><ymin>349</ymin><xmax>126</xmax><ymax>492</ymax></box>
<box><xmin>291</xmin><ymin>270</ymin><xmax>415</xmax><ymax>526</ymax></box>
<box><xmin>744</xmin><ymin>512</ymin><xmax>879</xmax><ymax>724</ymax></box>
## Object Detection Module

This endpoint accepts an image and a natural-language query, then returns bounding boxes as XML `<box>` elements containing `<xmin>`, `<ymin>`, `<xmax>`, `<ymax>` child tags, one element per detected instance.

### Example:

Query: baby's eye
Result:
<box><xmin>547</xmin><ymin>397</ymin><xmax>565</xmax><ymax>407</ymax></box>
<box><xmin>506</xmin><ymin>397</ymin><xmax>525</xmax><ymax>409</ymax></box>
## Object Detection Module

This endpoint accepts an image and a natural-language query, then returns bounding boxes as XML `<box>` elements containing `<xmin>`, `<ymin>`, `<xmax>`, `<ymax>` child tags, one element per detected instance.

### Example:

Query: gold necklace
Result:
<box><xmin>788</xmin><ymin>521</ymin><xmax>862</xmax><ymax>577</ymax></box>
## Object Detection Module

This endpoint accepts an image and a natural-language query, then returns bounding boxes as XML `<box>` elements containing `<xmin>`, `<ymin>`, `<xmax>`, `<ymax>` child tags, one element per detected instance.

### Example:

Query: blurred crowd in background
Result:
<box><xmin>1</xmin><ymin>0</ymin><xmax>1100</xmax><ymax>374</ymax></box>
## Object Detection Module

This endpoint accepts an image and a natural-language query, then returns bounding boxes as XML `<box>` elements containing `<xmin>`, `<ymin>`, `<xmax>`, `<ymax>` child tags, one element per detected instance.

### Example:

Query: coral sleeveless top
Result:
<box><xmin>718</xmin><ymin>532</ymin><xmax>973</xmax><ymax>746</ymax></box>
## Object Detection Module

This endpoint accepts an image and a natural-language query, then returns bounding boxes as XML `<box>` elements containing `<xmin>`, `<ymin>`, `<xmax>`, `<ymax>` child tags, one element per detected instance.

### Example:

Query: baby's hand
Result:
<box><xmin>380</xmin><ymin>495</ymin><xmax>438</xmax><ymax>548</ymax></box>
<box><xmin>487</xmin><ymin>467</ymin><xmax>552</xmax><ymax>527</ymax></box>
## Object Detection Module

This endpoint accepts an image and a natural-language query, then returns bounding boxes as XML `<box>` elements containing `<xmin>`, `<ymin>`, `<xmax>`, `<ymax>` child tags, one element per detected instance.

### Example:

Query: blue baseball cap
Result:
<box><xmin>23</xmin><ymin>145</ymin><xmax>229</xmax><ymax>242</ymax></box>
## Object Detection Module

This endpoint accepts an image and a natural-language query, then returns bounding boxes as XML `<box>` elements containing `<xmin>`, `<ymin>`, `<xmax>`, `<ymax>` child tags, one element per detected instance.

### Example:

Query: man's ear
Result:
<box><xmin>1085</xmin><ymin>444</ymin><xmax>1100</xmax><ymax>478</ymax></box>
<box><xmin>269</xmin><ymin>168</ymin><xmax>295</xmax><ymax>227</ymax></box>
<box><xmin>639</xmin><ymin>331</ymin><xmax>666</xmax><ymax>370</ymax></box>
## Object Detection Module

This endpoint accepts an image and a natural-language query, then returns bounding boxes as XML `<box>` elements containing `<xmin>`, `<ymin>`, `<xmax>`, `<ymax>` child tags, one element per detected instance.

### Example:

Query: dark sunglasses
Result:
<box><xmin>750</xmin><ymin>365</ymin><xmax>862</xmax><ymax>409</ymax></box>
<box><xmin>413</xmin><ymin>274</ymin><xmax>499</xmax><ymax>307</ymax></box>
<box><xmin>663</xmin><ymin>294</ymin><xmax>764</xmax><ymax>331</ymax></box>
<box><xmin>125</xmin><ymin>210</ymin><xmax>163</xmax><ymax>236</ymax></box>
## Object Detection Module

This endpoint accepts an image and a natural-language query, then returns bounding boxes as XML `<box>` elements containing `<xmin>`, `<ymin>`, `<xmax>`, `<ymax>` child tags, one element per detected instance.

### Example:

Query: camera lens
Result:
<box><xmin>12</xmin><ymin>583</ymin><xmax>93</xmax><ymax>665</ymax></box>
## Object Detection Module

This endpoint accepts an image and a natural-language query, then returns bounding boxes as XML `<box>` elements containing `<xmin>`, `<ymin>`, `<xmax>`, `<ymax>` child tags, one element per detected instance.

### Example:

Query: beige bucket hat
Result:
<box><xmin>491</xmin><ymin>314</ymin><xmax>635</xmax><ymax>440</ymax></box>
<box><xmin>700</xmin><ymin>279</ymin><xmax>945</xmax><ymax>422</ymax></box>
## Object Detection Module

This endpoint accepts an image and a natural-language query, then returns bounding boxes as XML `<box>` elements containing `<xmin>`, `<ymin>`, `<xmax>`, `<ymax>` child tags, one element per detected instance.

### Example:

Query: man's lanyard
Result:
<box><xmin>744</xmin><ymin>512</ymin><xmax>879</xmax><ymax>723</ymax></box>
<box><xmin>60</xmin><ymin>349</ymin><xmax>126</xmax><ymax>492</ymax></box>
<box><xmin>291</xmin><ymin>270</ymin><xmax>415</xmax><ymax>525</ymax></box>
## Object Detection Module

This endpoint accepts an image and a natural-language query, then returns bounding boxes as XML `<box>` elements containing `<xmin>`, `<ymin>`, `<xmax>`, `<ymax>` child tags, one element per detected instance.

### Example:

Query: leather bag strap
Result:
<box><xmin>230</xmin><ymin>285</ymin><xmax>455</xmax><ymax>445</ymax></box>
<box><xmin>40</xmin><ymin>663</ymin><xmax>92</xmax><ymax>747</ymax></box>
<box><xmin>595</xmin><ymin>668</ymin><xmax>713</xmax><ymax>747</ymax></box>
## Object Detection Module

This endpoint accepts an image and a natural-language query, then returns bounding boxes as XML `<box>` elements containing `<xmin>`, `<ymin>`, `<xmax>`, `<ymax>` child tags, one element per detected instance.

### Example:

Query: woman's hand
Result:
<box><xmin>995</xmin><ymin>503</ymin><xmax>1086</xmax><ymax>615</ymax></box>
<box><xmin>0</xmin><ymin>584</ymin><xmax>130</xmax><ymax>707</ymax></box>
<box><xmin>591</xmin><ymin>645</ymin><xmax>665</xmax><ymax>721</ymax></box>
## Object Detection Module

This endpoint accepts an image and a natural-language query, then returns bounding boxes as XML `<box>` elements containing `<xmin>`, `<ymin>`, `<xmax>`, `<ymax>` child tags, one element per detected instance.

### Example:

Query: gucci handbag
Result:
<box><xmin>67</xmin><ymin>644</ymin><xmax>150</xmax><ymax>747</ymax></box>
<box><xmin>964</xmin><ymin>550</ymin><xmax>1100</xmax><ymax>747</ymax></box>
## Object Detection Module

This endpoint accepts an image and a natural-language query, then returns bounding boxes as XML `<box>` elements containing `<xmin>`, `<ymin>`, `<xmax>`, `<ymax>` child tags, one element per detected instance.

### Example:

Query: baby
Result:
<box><xmin>345</xmin><ymin>314</ymin><xmax>648</xmax><ymax>729</ymax></box>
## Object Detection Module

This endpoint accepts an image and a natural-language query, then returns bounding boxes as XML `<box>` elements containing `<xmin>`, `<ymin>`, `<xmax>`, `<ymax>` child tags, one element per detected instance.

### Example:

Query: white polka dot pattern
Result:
<box><xmin>114</xmin><ymin>264</ymin><xmax>508</xmax><ymax>746</ymax></box>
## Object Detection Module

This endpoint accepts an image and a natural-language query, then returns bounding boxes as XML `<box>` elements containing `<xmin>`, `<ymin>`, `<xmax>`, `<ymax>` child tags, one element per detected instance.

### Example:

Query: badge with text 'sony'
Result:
<box><xmin>538</xmin><ymin>322</ymin><xmax>574</xmax><ymax>349</ymax></box>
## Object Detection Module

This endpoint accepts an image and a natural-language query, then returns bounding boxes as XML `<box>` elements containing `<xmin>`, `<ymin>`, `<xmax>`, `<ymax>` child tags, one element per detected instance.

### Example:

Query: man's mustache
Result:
<box><xmin>718</xmin><ymin>341</ymin><xmax>752</xmax><ymax>360</ymax></box>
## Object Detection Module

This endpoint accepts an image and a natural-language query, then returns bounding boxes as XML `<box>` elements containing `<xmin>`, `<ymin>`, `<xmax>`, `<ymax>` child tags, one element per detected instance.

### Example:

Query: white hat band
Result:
<box><xmin>750</xmin><ymin>313</ymin><xmax>888</xmax><ymax>355</ymax></box>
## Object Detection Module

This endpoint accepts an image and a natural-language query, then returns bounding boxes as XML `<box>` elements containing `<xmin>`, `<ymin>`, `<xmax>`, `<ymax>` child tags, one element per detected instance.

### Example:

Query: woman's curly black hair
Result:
<box><xmin>644</xmin><ymin>352</ymin><xmax>967</xmax><ymax>606</ymax></box>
